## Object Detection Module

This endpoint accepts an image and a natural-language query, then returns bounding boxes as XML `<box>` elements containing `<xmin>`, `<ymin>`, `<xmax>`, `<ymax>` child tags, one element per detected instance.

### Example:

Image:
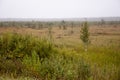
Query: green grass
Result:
<box><xmin>0</xmin><ymin>32</ymin><xmax>120</xmax><ymax>80</ymax></box>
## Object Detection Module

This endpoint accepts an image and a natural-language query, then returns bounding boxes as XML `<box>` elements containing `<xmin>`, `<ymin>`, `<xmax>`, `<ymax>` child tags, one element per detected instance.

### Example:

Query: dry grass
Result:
<box><xmin>0</xmin><ymin>24</ymin><xmax>120</xmax><ymax>47</ymax></box>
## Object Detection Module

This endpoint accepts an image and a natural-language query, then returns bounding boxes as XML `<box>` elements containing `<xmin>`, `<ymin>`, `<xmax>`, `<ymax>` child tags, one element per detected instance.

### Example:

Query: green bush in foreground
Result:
<box><xmin>0</xmin><ymin>33</ymin><xmax>53</xmax><ymax>60</ymax></box>
<box><xmin>0</xmin><ymin>33</ymin><xmax>53</xmax><ymax>77</ymax></box>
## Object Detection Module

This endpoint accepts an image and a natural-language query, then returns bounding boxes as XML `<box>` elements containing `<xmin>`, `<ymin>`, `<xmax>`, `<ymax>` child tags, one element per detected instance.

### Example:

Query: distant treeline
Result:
<box><xmin>0</xmin><ymin>20</ymin><xmax>120</xmax><ymax>29</ymax></box>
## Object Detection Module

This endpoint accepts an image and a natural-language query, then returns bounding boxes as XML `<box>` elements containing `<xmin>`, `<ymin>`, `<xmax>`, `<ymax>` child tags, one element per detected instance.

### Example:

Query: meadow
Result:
<box><xmin>0</xmin><ymin>21</ymin><xmax>120</xmax><ymax>80</ymax></box>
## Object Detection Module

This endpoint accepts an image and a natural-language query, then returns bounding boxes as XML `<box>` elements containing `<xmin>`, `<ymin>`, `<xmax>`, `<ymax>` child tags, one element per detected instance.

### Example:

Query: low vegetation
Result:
<box><xmin>0</xmin><ymin>21</ymin><xmax>120</xmax><ymax>80</ymax></box>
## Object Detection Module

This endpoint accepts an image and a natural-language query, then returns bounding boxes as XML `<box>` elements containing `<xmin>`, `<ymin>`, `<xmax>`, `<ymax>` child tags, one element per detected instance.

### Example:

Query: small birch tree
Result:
<box><xmin>47</xmin><ymin>23</ymin><xmax>53</xmax><ymax>42</ymax></box>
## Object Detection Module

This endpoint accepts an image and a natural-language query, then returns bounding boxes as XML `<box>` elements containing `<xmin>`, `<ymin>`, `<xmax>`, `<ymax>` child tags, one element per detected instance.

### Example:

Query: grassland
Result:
<box><xmin>0</xmin><ymin>22</ymin><xmax>120</xmax><ymax>80</ymax></box>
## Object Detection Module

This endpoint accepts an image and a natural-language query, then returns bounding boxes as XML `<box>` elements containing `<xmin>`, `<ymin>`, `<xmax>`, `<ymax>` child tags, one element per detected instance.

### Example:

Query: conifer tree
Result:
<box><xmin>80</xmin><ymin>21</ymin><xmax>90</xmax><ymax>51</ymax></box>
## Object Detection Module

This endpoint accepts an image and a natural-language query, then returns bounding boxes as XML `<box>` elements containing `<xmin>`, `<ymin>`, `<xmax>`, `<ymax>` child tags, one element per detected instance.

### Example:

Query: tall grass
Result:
<box><xmin>0</xmin><ymin>32</ymin><xmax>119</xmax><ymax>80</ymax></box>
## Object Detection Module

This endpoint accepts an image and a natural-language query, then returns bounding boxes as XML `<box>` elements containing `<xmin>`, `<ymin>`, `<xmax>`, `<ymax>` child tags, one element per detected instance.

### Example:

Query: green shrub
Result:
<box><xmin>0</xmin><ymin>33</ymin><xmax>53</xmax><ymax>78</ymax></box>
<box><xmin>38</xmin><ymin>51</ymin><xmax>91</xmax><ymax>80</ymax></box>
<box><xmin>0</xmin><ymin>33</ymin><xmax>53</xmax><ymax>60</ymax></box>
<box><xmin>77</xmin><ymin>59</ymin><xmax>91</xmax><ymax>80</ymax></box>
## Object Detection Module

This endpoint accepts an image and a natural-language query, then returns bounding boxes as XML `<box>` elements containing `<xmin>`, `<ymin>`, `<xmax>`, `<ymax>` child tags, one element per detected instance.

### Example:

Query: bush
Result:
<box><xmin>38</xmin><ymin>51</ymin><xmax>91</xmax><ymax>80</ymax></box>
<box><xmin>77</xmin><ymin>59</ymin><xmax>91</xmax><ymax>80</ymax></box>
<box><xmin>0</xmin><ymin>33</ymin><xmax>53</xmax><ymax>78</ymax></box>
<box><xmin>0</xmin><ymin>33</ymin><xmax>53</xmax><ymax>60</ymax></box>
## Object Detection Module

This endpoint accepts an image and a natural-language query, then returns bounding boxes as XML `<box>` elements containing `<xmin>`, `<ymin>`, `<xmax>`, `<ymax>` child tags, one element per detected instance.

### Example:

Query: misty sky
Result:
<box><xmin>0</xmin><ymin>0</ymin><xmax>120</xmax><ymax>18</ymax></box>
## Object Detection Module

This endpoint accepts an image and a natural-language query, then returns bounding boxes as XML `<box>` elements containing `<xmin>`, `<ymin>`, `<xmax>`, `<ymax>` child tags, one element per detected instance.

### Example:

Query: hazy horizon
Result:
<box><xmin>0</xmin><ymin>0</ymin><xmax>120</xmax><ymax>18</ymax></box>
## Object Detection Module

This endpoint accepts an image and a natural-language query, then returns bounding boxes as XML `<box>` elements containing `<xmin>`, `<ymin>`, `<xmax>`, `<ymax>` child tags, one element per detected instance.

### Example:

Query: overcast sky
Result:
<box><xmin>0</xmin><ymin>0</ymin><xmax>120</xmax><ymax>18</ymax></box>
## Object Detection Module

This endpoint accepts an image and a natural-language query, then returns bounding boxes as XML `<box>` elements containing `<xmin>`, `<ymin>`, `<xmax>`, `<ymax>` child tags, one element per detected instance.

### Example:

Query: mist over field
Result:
<box><xmin>0</xmin><ymin>17</ymin><xmax>120</xmax><ymax>22</ymax></box>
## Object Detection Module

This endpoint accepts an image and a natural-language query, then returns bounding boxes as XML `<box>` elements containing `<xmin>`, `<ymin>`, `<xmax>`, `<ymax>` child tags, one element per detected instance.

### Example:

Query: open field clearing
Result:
<box><xmin>0</xmin><ymin>24</ymin><xmax>120</xmax><ymax>47</ymax></box>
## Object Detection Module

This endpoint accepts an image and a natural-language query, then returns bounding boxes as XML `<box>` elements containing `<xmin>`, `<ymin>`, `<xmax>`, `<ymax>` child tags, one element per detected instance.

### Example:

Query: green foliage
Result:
<box><xmin>77</xmin><ymin>59</ymin><xmax>91</xmax><ymax>80</ymax></box>
<box><xmin>0</xmin><ymin>33</ymin><xmax>53</xmax><ymax>78</ymax></box>
<box><xmin>0</xmin><ymin>32</ymin><xmax>119</xmax><ymax>80</ymax></box>
<box><xmin>80</xmin><ymin>21</ymin><xmax>90</xmax><ymax>51</ymax></box>
<box><xmin>80</xmin><ymin>21</ymin><xmax>89</xmax><ymax>44</ymax></box>
<box><xmin>37</xmin><ymin>51</ymin><xmax>91</xmax><ymax>80</ymax></box>
<box><xmin>0</xmin><ymin>33</ymin><xmax>53</xmax><ymax>60</ymax></box>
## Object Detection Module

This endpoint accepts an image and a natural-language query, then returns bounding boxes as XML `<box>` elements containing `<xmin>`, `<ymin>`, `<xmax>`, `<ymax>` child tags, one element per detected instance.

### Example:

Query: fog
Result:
<box><xmin>0</xmin><ymin>0</ymin><xmax>120</xmax><ymax>18</ymax></box>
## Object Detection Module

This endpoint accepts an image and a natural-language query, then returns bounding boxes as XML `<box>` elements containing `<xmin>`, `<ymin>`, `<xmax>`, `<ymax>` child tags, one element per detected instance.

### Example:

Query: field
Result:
<box><xmin>0</xmin><ymin>22</ymin><xmax>120</xmax><ymax>80</ymax></box>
